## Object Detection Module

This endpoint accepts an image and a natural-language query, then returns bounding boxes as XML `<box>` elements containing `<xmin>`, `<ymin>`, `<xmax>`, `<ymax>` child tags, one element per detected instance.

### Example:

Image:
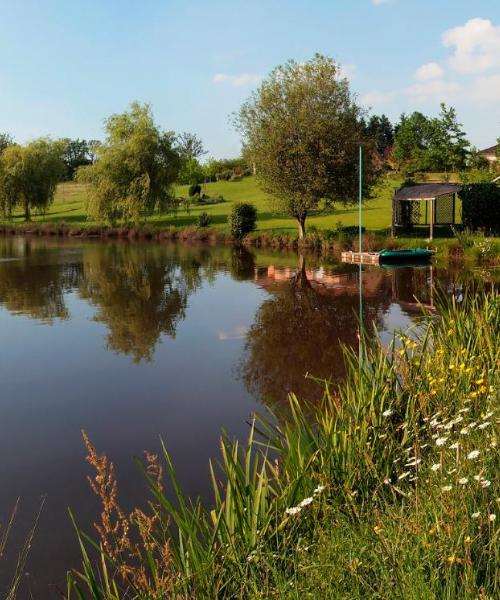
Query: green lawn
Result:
<box><xmin>14</xmin><ymin>175</ymin><xmax>401</xmax><ymax>234</ymax></box>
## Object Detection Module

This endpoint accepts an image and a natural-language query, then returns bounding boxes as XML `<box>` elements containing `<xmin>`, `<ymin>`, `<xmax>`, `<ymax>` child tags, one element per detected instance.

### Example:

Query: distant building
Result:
<box><xmin>479</xmin><ymin>144</ymin><xmax>499</xmax><ymax>165</ymax></box>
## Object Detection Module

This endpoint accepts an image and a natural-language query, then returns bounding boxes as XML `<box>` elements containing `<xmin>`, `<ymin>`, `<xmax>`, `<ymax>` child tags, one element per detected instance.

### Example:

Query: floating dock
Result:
<box><xmin>341</xmin><ymin>251</ymin><xmax>381</xmax><ymax>265</ymax></box>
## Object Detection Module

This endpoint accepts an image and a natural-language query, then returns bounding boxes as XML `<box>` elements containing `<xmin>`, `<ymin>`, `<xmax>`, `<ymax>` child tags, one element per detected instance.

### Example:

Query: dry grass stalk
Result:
<box><xmin>82</xmin><ymin>431</ymin><xmax>177</xmax><ymax>598</ymax></box>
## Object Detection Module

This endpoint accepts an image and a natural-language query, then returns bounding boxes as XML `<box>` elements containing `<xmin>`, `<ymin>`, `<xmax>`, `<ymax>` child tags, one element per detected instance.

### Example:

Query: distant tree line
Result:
<box><xmin>0</xmin><ymin>53</ymin><xmax>496</xmax><ymax>231</ymax></box>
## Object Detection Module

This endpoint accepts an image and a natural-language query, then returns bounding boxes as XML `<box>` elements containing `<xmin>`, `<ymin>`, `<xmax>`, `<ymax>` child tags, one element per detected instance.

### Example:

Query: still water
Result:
<box><xmin>0</xmin><ymin>236</ymin><xmax>496</xmax><ymax>598</ymax></box>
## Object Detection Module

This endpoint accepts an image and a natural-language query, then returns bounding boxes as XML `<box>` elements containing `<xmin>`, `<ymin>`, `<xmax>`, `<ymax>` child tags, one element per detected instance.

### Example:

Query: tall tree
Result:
<box><xmin>236</xmin><ymin>54</ymin><xmax>376</xmax><ymax>239</ymax></box>
<box><xmin>60</xmin><ymin>138</ymin><xmax>93</xmax><ymax>180</ymax></box>
<box><xmin>364</xmin><ymin>114</ymin><xmax>394</xmax><ymax>156</ymax></box>
<box><xmin>0</xmin><ymin>133</ymin><xmax>13</xmax><ymax>153</ymax></box>
<box><xmin>87</xmin><ymin>139</ymin><xmax>102</xmax><ymax>163</ymax></box>
<box><xmin>77</xmin><ymin>102</ymin><xmax>180</xmax><ymax>224</ymax></box>
<box><xmin>393</xmin><ymin>104</ymin><xmax>469</xmax><ymax>173</ymax></box>
<box><xmin>175</xmin><ymin>133</ymin><xmax>207</xmax><ymax>185</ymax></box>
<box><xmin>175</xmin><ymin>132</ymin><xmax>206</xmax><ymax>162</ymax></box>
<box><xmin>0</xmin><ymin>138</ymin><xmax>65</xmax><ymax>221</ymax></box>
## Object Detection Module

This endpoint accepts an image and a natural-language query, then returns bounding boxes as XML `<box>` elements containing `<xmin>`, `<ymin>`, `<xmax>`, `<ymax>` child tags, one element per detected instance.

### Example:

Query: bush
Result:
<box><xmin>197</xmin><ymin>212</ymin><xmax>211</xmax><ymax>228</ymax></box>
<box><xmin>228</xmin><ymin>202</ymin><xmax>257</xmax><ymax>240</ymax></box>
<box><xmin>460</xmin><ymin>183</ymin><xmax>500</xmax><ymax>233</ymax></box>
<box><xmin>188</xmin><ymin>183</ymin><xmax>201</xmax><ymax>197</ymax></box>
<box><xmin>339</xmin><ymin>225</ymin><xmax>366</xmax><ymax>237</ymax></box>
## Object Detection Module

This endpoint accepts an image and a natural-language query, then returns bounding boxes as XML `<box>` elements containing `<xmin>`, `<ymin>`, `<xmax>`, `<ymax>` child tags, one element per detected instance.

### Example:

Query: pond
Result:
<box><xmin>0</xmin><ymin>236</ymin><xmax>496</xmax><ymax>598</ymax></box>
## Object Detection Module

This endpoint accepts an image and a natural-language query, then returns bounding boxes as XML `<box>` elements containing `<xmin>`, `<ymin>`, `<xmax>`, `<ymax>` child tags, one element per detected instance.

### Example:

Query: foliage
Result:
<box><xmin>460</xmin><ymin>183</ymin><xmax>500</xmax><ymax>232</ymax></box>
<box><xmin>197</xmin><ymin>211</ymin><xmax>211</xmax><ymax>227</ymax></box>
<box><xmin>175</xmin><ymin>132</ymin><xmax>206</xmax><ymax>162</ymax></box>
<box><xmin>228</xmin><ymin>202</ymin><xmax>257</xmax><ymax>239</ymax></box>
<box><xmin>459</xmin><ymin>167</ymin><xmax>494</xmax><ymax>184</ymax></box>
<box><xmin>236</xmin><ymin>54</ymin><xmax>376</xmax><ymax>239</ymax></box>
<box><xmin>60</xmin><ymin>138</ymin><xmax>96</xmax><ymax>180</ymax></box>
<box><xmin>0</xmin><ymin>138</ymin><xmax>65</xmax><ymax>221</ymax></box>
<box><xmin>77</xmin><ymin>102</ymin><xmax>180</xmax><ymax>225</ymax></box>
<box><xmin>473</xmin><ymin>238</ymin><xmax>496</xmax><ymax>262</ymax></box>
<box><xmin>363</xmin><ymin>114</ymin><xmax>394</xmax><ymax>156</ymax></box>
<box><xmin>497</xmin><ymin>137</ymin><xmax>500</xmax><ymax>159</ymax></box>
<box><xmin>451</xmin><ymin>225</ymin><xmax>475</xmax><ymax>248</ymax></box>
<box><xmin>203</xmin><ymin>157</ymin><xmax>250</xmax><ymax>182</ymax></box>
<box><xmin>0</xmin><ymin>132</ymin><xmax>13</xmax><ymax>154</ymax></box>
<box><xmin>69</xmin><ymin>292</ymin><xmax>500</xmax><ymax>598</ymax></box>
<box><xmin>466</xmin><ymin>146</ymin><xmax>489</xmax><ymax>170</ymax></box>
<box><xmin>177</xmin><ymin>157</ymin><xmax>205</xmax><ymax>185</ymax></box>
<box><xmin>393</xmin><ymin>104</ymin><xmax>470</xmax><ymax>174</ymax></box>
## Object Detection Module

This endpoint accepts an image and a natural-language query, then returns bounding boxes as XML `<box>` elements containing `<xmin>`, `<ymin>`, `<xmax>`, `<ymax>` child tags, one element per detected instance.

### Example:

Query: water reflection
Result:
<box><xmin>241</xmin><ymin>254</ymin><xmax>391</xmax><ymax>403</ymax></box>
<box><xmin>0</xmin><ymin>236</ymin><xmax>497</xmax><ymax>598</ymax></box>
<box><xmin>0</xmin><ymin>237</ymin><xmax>81</xmax><ymax>321</ymax></box>
<box><xmin>79</xmin><ymin>245</ymin><xmax>201</xmax><ymax>362</ymax></box>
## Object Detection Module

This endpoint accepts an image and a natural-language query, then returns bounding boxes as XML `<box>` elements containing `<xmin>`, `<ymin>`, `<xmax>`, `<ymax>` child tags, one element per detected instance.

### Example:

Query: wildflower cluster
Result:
<box><xmin>285</xmin><ymin>485</ymin><xmax>326</xmax><ymax>517</ymax></box>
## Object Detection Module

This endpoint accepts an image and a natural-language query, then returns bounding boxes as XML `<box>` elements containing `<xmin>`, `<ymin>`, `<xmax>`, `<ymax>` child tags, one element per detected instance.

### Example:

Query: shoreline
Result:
<box><xmin>1</xmin><ymin>221</ymin><xmax>499</xmax><ymax>265</ymax></box>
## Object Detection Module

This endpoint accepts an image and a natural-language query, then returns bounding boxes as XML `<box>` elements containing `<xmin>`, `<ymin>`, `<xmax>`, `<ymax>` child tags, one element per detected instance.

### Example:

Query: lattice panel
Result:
<box><xmin>434</xmin><ymin>193</ymin><xmax>454</xmax><ymax>224</ymax></box>
<box><xmin>394</xmin><ymin>200</ymin><xmax>421</xmax><ymax>229</ymax></box>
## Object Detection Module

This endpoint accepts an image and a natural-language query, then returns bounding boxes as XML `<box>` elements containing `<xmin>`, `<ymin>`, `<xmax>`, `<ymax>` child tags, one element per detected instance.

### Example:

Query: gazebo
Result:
<box><xmin>391</xmin><ymin>183</ymin><xmax>463</xmax><ymax>240</ymax></box>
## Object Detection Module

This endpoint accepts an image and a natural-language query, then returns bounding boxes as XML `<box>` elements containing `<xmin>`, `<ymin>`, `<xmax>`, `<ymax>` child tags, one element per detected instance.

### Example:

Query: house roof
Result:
<box><xmin>394</xmin><ymin>183</ymin><xmax>462</xmax><ymax>201</ymax></box>
<box><xmin>479</xmin><ymin>144</ymin><xmax>498</xmax><ymax>155</ymax></box>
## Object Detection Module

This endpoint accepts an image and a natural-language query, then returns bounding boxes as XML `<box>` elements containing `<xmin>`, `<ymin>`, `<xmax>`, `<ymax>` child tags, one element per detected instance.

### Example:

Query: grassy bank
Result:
<box><xmin>2</xmin><ymin>174</ymin><xmax>498</xmax><ymax>264</ymax></box>
<box><xmin>7</xmin><ymin>175</ymin><xmax>399</xmax><ymax>232</ymax></box>
<box><xmin>70</xmin><ymin>291</ymin><xmax>499</xmax><ymax>599</ymax></box>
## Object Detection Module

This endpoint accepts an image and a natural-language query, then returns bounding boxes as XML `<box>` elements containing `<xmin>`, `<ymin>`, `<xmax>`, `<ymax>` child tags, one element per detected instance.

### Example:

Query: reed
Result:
<box><xmin>68</xmin><ymin>291</ymin><xmax>499</xmax><ymax>599</ymax></box>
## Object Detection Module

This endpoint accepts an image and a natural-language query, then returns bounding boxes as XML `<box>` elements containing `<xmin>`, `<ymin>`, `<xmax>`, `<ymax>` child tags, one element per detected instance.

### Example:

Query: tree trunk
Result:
<box><xmin>296</xmin><ymin>214</ymin><xmax>306</xmax><ymax>240</ymax></box>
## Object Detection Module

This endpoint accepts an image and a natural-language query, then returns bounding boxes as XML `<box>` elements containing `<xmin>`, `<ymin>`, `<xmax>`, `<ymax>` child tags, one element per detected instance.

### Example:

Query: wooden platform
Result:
<box><xmin>341</xmin><ymin>251</ymin><xmax>380</xmax><ymax>265</ymax></box>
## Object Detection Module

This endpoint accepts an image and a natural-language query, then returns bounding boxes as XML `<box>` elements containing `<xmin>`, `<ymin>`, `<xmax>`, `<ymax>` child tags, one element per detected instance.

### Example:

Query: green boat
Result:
<box><xmin>378</xmin><ymin>248</ymin><xmax>433</xmax><ymax>263</ymax></box>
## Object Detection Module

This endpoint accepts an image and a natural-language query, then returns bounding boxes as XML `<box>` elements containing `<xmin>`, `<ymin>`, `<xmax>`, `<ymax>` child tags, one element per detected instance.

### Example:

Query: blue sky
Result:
<box><xmin>0</xmin><ymin>0</ymin><xmax>499</xmax><ymax>157</ymax></box>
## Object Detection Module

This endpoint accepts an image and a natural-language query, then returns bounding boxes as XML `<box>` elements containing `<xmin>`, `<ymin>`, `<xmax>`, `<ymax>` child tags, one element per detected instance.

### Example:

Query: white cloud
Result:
<box><xmin>468</xmin><ymin>74</ymin><xmax>500</xmax><ymax>105</ymax></box>
<box><xmin>213</xmin><ymin>73</ymin><xmax>262</xmax><ymax>87</ymax></box>
<box><xmin>442</xmin><ymin>17</ymin><xmax>500</xmax><ymax>74</ymax></box>
<box><xmin>406</xmin><ymin>79</ymin><xmax>461</xmax><ymax>102</ymax></box>
<box><xmin>360</xmin><ymin>89</ymin><xmax>397</xmax><ymax>106</ymax></box>
<box><xmin>415</xmin><ymin>62</ymin><xmax>444</xmax><ymax>81</ymax></box>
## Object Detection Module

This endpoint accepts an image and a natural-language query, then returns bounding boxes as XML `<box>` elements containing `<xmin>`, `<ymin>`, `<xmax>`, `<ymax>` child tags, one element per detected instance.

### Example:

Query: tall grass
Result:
<box><xmin>68</xmin><ymin>291</ymin><xmax>499</xmax><ymax>599</ymax></box>
<box><xmin>0</xmin><ymin>499</ymin><xmax>45</xmax><ymax>600</ymax></box>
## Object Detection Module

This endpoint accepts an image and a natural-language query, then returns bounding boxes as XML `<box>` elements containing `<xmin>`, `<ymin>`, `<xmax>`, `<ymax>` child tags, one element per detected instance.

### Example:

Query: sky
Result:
<box><xmin>0</xmin><ymin>0</ymin><xmax>499</xmax><ymax>158</ymax></box>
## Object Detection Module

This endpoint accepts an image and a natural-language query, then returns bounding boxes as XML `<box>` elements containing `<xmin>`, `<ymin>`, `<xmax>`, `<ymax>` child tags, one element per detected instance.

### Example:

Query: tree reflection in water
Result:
<box><xmin>0</xmin><ymin>237</ymin><xmax>81</xmax><ymax>321</ymax></box>
<box><xmin>240</xmin><ymin>253</ymin><xmax>392</xmax><ymax>406</ymax></box>
<box><xmin>78</xmin><ymin>243</ymin><xmax>222</xmax><ymax>362</ymax></box>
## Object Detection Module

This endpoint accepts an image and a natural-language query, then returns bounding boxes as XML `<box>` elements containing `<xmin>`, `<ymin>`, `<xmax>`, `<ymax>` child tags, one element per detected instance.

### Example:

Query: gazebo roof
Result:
<box><xmin>394</xmin><ymin>183</ymin><xmax>462</xmax><ymax>201</ymax></box>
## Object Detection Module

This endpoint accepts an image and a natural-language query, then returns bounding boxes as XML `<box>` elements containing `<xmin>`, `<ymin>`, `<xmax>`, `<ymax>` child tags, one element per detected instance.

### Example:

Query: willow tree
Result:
<box><xmin>0</xmin><ymin>138</ymin><xmax>65</xmax><ymax>221</ymax></box>
<box><xmin>77</xmin><ymin>102</ymin><xmax>180</xmax><ymax>225</ymax></box>
<box><xmin>236</xmin><ymin>54</ymin><xmax>374</xmax><ymax>239</ymax></box>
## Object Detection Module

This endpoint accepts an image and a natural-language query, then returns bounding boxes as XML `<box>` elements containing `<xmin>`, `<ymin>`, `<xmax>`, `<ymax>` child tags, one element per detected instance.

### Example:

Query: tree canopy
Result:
<box><xmin>0</xmin><ymin>138</ymin><xmax>65</xmax><ymax>221</ymax></box>
<box><xmin>60</xmin><ymin>138</ymin><xmax>100</xmax><ymax>180</ymax></box>
<box><xmin>0</xmin><ymin>133</ymin><xmax>13</xmax><ymax>154</ymax></box>
<box><xmin>393</xmin><ymin>104</ymin><xmax>470</xmax><ymax>174</ymax></box>
<box><xmin>77</xmin><ymin>102</ymin><xmax>180</xmax><ymax>225</ymax></box>
<box><xmin>363</xmin><ymin>114</ymin><xmax>394</xmax><ymax>157</ymax></box>
<box><xmin>236</xmin><ymin>54</ymin><xmax>376</xmax><ymax>238</ymax></box>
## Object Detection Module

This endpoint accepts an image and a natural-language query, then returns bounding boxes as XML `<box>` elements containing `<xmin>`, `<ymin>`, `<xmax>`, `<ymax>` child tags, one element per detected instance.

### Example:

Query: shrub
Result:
<box><xmin>197</xmin><ymin>212</ymin><xmax>211</xmax><ymax>228</ymax></box>
<box><xmin>460</xmin><ymin>183</ymin><xmax>500</xmax><ymax>233</ymax></box>
<box><xmin>188</xmin><ymin>183</ymin><xmax>201</xmax><ymax>197</ymax></box>
<box><xmin>451</xmin><ymin>225</ymin><xmax>475</xmax><ymax>248</ymax></box>
<box><xmin>228</xmin><ymin>202</ymin><xmax>257</xmax><ymax>240</ymax></box>
<box><xmin>338</xmin><ymin>225</ymin><xmax>366</xmax><ymax>237</ymax></box>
